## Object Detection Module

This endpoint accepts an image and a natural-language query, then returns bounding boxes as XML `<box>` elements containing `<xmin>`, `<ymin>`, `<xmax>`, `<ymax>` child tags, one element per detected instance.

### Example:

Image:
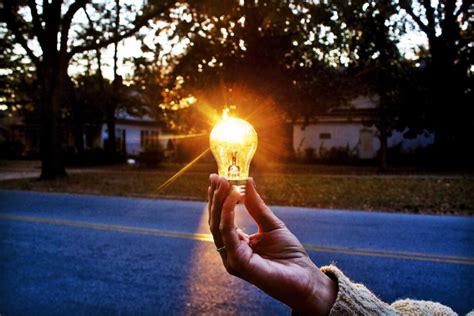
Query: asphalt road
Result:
<box><xmin>1</xmin><ymin>190</ymin><xmax>473</xmax><ymax>315</ymax></box>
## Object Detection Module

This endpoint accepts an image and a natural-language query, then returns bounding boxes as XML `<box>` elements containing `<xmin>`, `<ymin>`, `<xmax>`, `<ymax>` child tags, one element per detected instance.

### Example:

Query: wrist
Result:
<box><xmin>293</xmin><ymin>266</ymin><xmax>338</xmax><ymax>316</ymax></box>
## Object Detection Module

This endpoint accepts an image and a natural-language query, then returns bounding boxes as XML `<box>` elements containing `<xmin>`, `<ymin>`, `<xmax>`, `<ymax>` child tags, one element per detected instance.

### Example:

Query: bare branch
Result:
<box><xmin>68</xmin><ymin>15</ymin><xmax>151</xmax><ymax>57</ymax></box>
<box><xmin>60</xmin><ymin>0</ymin><xmax>90</xmax><ymax>54</ymax></box>
<box><xmin>27</xmin><ymin>0</ymin><xmax>45</xmax><ymax>47</ymax></box>
<box><xmin>2</xmin><ymin>2</ymin><xmax>40</xmax><ymax>67</ymax></box>
<box><xmin>455</xmin><ymin>0</ymin><xmax>471</xmax><ymax>18</ymax></box>
<box><xmin>421</xmin><ymin>0</ymin><xmax>435</xmax><ymax>30</ymax></box>
<box><xmin>399</xmin><ymin>1</ymin><xmax>433</xmax><ymax>38</ymax></box>
<box><xmin>68</xmin><ymin>1</ymin><xmax>176</xmax><ymax>57</ymax></box>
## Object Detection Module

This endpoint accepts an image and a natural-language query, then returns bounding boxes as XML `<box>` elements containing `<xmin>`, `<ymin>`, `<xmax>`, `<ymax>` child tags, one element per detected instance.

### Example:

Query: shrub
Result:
<box><xmin>0</xmin><ymin>140</ymin><xmax>25</xmax><ymax>159</ymax></box>
<box><xmin>139</xmin><ymin>145</ymin><xmax>165</xmax><ymax>168</ymax></box>
<box><xmin>316</xmin><ymin>145</ymin><xmax>358</xmax><ymax>165</ymax></box>
<box><xmin>304</xmin><ymin>147</ymin><xmax>316</xmax><ymax>163</ymax></box>
<box><xmin>174</xmin><ymin>136</ymin><xmax>211</xmax><ymax>163</ymax></box>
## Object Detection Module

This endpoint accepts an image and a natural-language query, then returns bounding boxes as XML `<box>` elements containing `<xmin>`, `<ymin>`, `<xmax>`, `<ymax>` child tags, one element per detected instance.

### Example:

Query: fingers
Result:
<box><xmin>236</xmin><ymin>228</ymin><xmax>250</xmax><ymax>243</ymax></box>
<box><xmin>244</xmin><ymin>178</ymin><xmax>284</xmax><ymax>232</ymax></box>
<box><xmin>209</xmin><ymin>176</ymin><xmax>231</xmax><ymax>250</ymax></box>
<box><xmin>220</xmin><ymin>190</ymin><xmax>241</xmax><ymax>251</ymax></box>
<box><xmin>208</xmin><ymin>174</ymin><xmax>219</xmax><ymax>225</ymax></box>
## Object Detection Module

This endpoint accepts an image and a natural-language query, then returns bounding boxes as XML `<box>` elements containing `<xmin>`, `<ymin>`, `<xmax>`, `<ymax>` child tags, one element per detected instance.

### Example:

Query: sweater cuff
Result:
<box><xmin>320</xmin><ymin>265</ymin><xmax>398</xmax><ymax>315</ymax></box>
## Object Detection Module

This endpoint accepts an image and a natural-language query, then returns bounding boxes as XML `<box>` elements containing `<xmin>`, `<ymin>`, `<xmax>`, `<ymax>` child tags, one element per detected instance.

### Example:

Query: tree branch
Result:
<box><xmin>60</xmin><ymin>0</ymin><xmax>90</xmax><ymax>54</ymax></box>
<box><xmin>421</xmin><ymin>0</ymin><xmax>435</xmax><ymax>31</ymax></box>
<box><xmin>2</xmin><ymin>2</ymin><xmax>40</xmax><ymax>67</ymax></box>
<box><xmin>454</xmin><ymin>0</ymin><xmax>471</xmax><ymax>18</ymax></box>
<box><xmin>68</xmin><ymin>0</ymin><xmax>176</xmax><ymax>57</ymax></box>
<box><xmin>68</xmin><ymin>15</ymin><xmax>151</xmax><ymax>57</ymax></box>
<box><xmin>399</xmin><ymin>0</ymin><xmax>432</xmax><ymax>38</ymax></box>
<box><xmin>27</xmin><ymin>0</ymin><xmax>45</xmax><ymax>47</ymax></box>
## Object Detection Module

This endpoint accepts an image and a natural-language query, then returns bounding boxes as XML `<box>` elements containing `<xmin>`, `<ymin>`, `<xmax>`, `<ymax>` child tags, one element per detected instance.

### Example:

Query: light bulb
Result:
<box><xmin>210</xmin><ymin>111</ymin><xmax>258</xmax><ymax>195</ymax></box>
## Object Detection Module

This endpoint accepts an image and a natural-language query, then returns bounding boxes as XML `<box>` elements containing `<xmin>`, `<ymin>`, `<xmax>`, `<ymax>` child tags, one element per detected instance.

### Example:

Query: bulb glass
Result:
<box><xmin>210</xmin><ymin>116</ymin><xmax>258</xmax><ymax>182</ymax></box>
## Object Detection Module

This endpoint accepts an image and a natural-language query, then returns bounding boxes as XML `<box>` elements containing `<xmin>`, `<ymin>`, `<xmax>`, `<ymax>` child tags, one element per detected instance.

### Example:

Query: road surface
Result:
<box><xmin>1</xmin><ymin>190</ymin><xmax>473</xmax><ymax>314</ymax></box>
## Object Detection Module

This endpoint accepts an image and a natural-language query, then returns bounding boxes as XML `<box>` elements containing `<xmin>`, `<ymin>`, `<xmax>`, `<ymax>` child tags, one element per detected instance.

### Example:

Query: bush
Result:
<box><xmin>386</xmin><ymin>143</ymin><xmax>437</xmax><ymax>167</ymax></box>
<box><xmin>0</xmin><ymin>140</ymin><xmax>25</xmax><ymax>159</ymax></box>
<box><xmin>304</xmin><ymin>147</ymin><xmax>316</xmax><ymax>162</ymax></box>
<box><xmin>319</xmin><ymin>146</ymin><xmax>358</xmax><ymax>164</ymax></box>
<box><xmin>139</xmin><ymin>145</ymin><xmax>165</xmax><ymax>168</ymax></box>
<box><xmin>174</xmin><ymin>136</ymin><xmax>211</xmax><ymax>163</ymax></box>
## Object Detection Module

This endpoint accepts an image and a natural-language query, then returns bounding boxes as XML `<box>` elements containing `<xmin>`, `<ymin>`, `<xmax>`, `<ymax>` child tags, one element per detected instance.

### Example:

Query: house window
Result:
<box><xmin>320</xmin><ymin>133</ymin><xmax>331</xmax><ymax>139</ymax></box>
<box><xmin>141</xmin><ymin>130</ymin><xmax>160</xmax><ymax>148</ymax></box>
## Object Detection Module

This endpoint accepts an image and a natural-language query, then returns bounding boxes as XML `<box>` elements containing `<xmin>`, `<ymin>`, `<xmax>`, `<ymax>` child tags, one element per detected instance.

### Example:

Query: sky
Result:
<box><xmin>67</xmin><ymin>1</ymin><xmax>430</xmax><ymax>82</ymax></box>
<box><xmin>4</xmin><ymin>1</ymin><xmax>431</xmax><ymax>83</ymax></box>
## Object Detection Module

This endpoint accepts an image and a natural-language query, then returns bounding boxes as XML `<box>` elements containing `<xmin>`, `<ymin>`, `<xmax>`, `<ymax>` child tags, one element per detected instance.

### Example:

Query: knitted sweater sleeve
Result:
<box><xmin>320</xmin><ymin>265</ymin><xmax>457</xmax><ymax>316</ymax></box>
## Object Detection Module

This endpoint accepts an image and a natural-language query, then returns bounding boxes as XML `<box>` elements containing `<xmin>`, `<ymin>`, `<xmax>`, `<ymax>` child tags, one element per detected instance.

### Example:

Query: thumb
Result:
<box><xmin>244</xmin><ymin>178</ymin><xmax>284</xmax><ymax>232</ymax></box>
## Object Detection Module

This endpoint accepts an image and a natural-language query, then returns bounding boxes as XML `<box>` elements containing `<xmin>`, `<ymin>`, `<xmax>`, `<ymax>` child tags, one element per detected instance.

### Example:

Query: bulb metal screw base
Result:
<box><xmin>228</xmin><ymin>179</ymin><xmax>247</xmax><ymax>199</ymax></box>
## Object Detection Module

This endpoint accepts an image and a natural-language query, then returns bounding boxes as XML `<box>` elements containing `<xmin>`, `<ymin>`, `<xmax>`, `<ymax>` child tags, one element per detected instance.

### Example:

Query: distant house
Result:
<box><xmin>0</xmin><ymin>108</ymin><xmax>176</xmax><ymax>158</ymax></box>
<box><xmin>100</xmin><ymin>111</ymin><xmax>175</xmax><ymax>156</ymax></box>
<box><xmin>0</xmin><ymin>111</ymin><xmax>42</xmax><ymax>157</ymax></box>
<box><xmin>293</xmin><ymin>96</ymin><xmax>434</xmax><ymax>159</ymax></box>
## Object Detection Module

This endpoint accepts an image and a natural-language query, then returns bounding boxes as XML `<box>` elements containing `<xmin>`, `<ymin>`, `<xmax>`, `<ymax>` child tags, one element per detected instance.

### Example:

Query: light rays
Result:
<box><xmin>154</xmin><ymin>147</ymin><xmax>211</xmax><ymax>194</ymax></box>
<box><xmin>159</xmin><ymin>133</ymin><xmax>207</xmax><ymax>140</ymax></box>
<box><xmin>154</xmin><ymin>83</ymin><xmax>288</xmax><ymax>195</ymax></box>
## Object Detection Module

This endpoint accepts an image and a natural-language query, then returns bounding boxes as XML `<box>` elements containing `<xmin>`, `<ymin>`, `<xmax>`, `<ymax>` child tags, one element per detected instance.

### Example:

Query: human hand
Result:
<box><xmin>208</xmin><ymin>174</ymin><xmax>337</xmax><ymax>315</ymax></box>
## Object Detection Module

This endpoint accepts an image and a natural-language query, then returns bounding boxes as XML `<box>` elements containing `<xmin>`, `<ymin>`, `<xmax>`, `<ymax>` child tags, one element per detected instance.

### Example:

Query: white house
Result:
<box><xmin>101</xmin><ymin>111</ymin><xmax>173</xmax><ymax>156</ymax></box>
<box><xmin>293</xmin><ymin>96</ymin><xmax>434</xmax><ymax>159</ymax></box>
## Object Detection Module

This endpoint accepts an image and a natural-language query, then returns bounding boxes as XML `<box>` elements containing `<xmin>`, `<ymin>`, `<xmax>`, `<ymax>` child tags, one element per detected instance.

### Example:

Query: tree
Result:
<box><xmin>1</xmin><ymin>0</ymin><xmax>175</xmax><ymax>179</ymax></box>
<box><xmin>175</xmin><ymin>1</ymin><xmax>347</xmax><ymax>113</ymax></box>
<box><xmin>0</xmin><ymin>26</ymin><xmax>36</xmax><ymax>115</ymax></box>
<box><xmin>323</xmin><ymin>0</ymin><xmax>411</xmax><ymax>169</ymax></box>
<box><xmin>397</xmin><ymin>0</ymin><xmax>473</xmax><ymax>164</ymax></box>
<box><xmin>134</xmin><ymin>0</ymin><xmax>350</xmax><ymax>161</ymax></box>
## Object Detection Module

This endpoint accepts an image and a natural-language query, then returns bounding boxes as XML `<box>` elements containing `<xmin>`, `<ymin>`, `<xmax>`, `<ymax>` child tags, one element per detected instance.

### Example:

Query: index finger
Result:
<box><xmin>220</xmin><ymin>189</ymin><xmax>241</xmax><ymax>251</ymax></box>
<box><xmin>244</xmin><ymin>178</ymin><xmax>284</xmax><ymax>232</ymax></box>
<box><xmin>208</xmin><ymin>174</ymin><xmax>219</xmax><ymax>225</ymax></box>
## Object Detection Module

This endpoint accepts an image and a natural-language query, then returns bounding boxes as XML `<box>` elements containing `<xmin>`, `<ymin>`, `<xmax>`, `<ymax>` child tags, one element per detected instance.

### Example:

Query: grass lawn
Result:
<box><xmin>0</xmin><ymin>162</ymin><xmax>472</xmax><ymax>215</ymax></box>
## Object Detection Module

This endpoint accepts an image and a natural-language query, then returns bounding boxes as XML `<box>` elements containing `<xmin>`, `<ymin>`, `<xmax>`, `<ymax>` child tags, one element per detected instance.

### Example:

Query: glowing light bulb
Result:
<box><xmin>210</xmin><ymin>110</ymin><xmax>258</xmax><ymax>195</ymax></box>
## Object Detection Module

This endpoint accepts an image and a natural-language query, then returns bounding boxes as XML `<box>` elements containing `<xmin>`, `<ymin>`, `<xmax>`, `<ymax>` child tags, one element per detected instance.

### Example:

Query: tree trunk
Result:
<box><xmin>377</xmin><ymin>70</ymin><xmax>389</xmax><ymax>172</ymax></box>
<box><xmin>67</xmin><ymin>76</ymin><xmax>85</xmax><ymax>157</ymax></box>
<box><xmin>105</xmin><ymin>0</ymin><xmax>121</xmax><ymax>162</ymax></box>
<box><xmin>105</xmin><ymin>105</ymin><xmax>117</xmax><ymax>161</ymax></box>
<box><xmin>379</xmin><ymin>124</ymin><xmax>388</xmax><ymax>172</ymax></box>
<box><xmin>39</xmin><ymin>57</ymin><xmax>67</xmax><ymax>179</ymax></box>
<box><xmin>427</xmin><ymin>19</ymin><xmax>465</xmax><ymax>166</ymax></box>
<box><xmin>72</xmin><ymin>102</ymin><xmax>85</xmax><ymax>157</ymax></box>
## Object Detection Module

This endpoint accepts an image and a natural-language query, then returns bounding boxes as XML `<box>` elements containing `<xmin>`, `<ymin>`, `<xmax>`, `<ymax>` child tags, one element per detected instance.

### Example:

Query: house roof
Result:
<box><xmin>294</xmin><ymin>96</ymin><xmax>380</xmax><ymax>125</ymax></box>
<box><xmin>114</xmin><ymin>110</ymin><xmax>163</xmax><ymax>127</ymax></box>
<box><xmin>115</xmin><ymin>110</ymin><xmax>155</xmax><ymax>122</ymax></box>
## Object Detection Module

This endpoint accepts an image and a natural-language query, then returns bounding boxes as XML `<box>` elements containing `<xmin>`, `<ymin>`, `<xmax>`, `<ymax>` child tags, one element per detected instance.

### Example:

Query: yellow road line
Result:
<box><xmin>1</xmin><ymin>213</ymin><xmax>473</xmax><ymax>266</ymax></box>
